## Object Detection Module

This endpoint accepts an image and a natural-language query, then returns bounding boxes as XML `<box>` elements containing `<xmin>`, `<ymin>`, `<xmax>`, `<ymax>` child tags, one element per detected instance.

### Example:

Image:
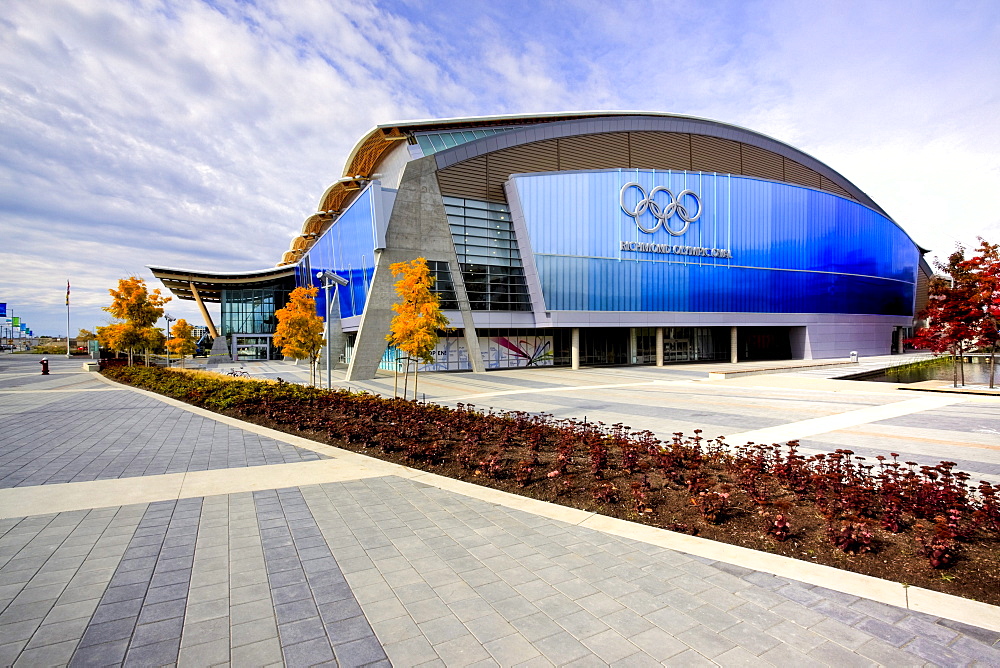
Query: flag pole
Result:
<box><xmin>66</xmin><ymin>279</ymin><xmax>71</xmax><ymax>358</ymax></box>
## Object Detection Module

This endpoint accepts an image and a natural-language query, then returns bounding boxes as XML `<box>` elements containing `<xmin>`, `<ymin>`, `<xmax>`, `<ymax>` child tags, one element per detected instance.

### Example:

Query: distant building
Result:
<box><xmin>151</xmin><ymin>112</ymin><xmax>931</xmax><ymax>378</ymax></box>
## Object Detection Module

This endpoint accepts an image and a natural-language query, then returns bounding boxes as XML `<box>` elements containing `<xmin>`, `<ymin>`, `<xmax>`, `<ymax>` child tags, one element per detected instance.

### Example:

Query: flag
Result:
<box><xmin>0</xmin><ymin>303</ymin><xmax>6</xmax><ymax>317</ymax></box>
<box><xmin>66</xmin><ymin>280</ymin><xmax>71</xmax><ymax>306</ymax></box>
<box><xmin>12</xmin><ymin>316</ymin><xmax>19</xmax><ymax>326</ymax></box>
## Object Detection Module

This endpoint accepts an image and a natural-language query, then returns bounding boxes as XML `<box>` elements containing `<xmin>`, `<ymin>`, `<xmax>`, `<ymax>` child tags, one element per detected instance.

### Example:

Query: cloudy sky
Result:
<box><xmin>2</xmin><ymin>0</ymin><xmax>999</xmax><ymax>336</ymax></box>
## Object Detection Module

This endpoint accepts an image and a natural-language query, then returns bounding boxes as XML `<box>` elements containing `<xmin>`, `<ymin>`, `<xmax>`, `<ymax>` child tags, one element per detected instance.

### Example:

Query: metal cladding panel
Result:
<box><xmin>558</xmin><ymin>133</ymin><xmax>630</xmax><ymax>170</ymax></box>
<box><xmin>629</xmin><ymin>132</ymin><xmax>691</xmax><ymax>170</ymax></box>
<box><xmin>298</xmin><ymin>182</ymin><xmax>382</xmax><ymax>319</ymax></box>
<box><xmin>510</xmin><ymin>170</ymin><xmax>919</xmax><ymax>316</ymax></box>
<box><xmin>691</xmin><ymin>135</ymin><xmax>741</xmax><ymax>173</ymax></box>
<box><xmin>784</xmin><ymin>158</ymin><xmax>822</xmax><ymax>188</ymax></box>
<box><xmin>740</xmin><ymin>143</ymin><xmax>784</xmax><ymax>181</ymax></box>
<box><xmin>438</xmin><ymin>155</ymin><xmax>488</xmax><ymax>200</ymax></box>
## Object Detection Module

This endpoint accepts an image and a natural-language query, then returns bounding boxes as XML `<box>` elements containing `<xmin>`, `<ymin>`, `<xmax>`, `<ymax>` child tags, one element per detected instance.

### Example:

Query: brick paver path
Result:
<box><xmin>2</xmin><ymin>355</ymin><xmax>999</xmax><ymax>666</ymax></box>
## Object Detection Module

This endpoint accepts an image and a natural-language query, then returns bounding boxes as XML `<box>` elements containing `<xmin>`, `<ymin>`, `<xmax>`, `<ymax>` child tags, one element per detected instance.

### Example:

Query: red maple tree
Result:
<box><xmin>907</xmin><ymin>242</ymin><xmax>995</xmax><ymax>387</ymax></box>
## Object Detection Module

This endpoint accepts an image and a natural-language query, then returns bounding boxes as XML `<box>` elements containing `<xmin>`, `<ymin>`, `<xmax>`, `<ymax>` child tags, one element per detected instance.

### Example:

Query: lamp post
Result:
<box><xmin>315</xmin><ymin>271</ymin><xmax>349</xmax><ymax>389</ymax></box>
<box><xmin>164</xmin><ymin>313</ymin><xmax>175</xmax><ymax>367</ymax></box>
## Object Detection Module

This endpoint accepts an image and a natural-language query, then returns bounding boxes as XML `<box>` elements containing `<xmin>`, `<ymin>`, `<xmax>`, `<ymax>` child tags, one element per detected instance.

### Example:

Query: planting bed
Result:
<box><xmin>103</xmin><ymin>366</ymin><xmax>1000</xmax><ymax>605</ymax></box>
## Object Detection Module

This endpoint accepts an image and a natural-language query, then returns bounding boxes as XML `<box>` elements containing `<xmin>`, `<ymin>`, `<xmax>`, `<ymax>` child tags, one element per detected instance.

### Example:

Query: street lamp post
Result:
<box><xmin>164</xmin><ymin>313</ymin><xmax>175</xmax><ymax>367</ymax></box>
<box><xmin>315</xmin><ymin>271</ymin><xmax>349</xmax><ymax>390</ymax></box>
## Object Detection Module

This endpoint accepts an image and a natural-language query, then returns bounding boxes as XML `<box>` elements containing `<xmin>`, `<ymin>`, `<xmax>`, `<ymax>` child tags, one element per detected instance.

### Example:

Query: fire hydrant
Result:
<box><xmin>39</xmin><ymin>358</ymin><xmax>49</xmax><ymax>375</ymax></box>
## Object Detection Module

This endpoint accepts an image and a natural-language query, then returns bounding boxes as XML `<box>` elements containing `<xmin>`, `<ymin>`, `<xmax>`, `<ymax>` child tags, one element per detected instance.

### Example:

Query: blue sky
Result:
<box><xmin>2</xmin><ymin>0</ymin><xmax>999</xmax><ymax>335</ymax></box>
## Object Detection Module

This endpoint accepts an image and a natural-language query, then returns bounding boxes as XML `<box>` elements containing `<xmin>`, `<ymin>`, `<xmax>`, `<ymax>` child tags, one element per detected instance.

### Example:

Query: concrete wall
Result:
<box><xmin>345</xmin><ymin>156</ymin><xmax>484</xmax><ymax>381</ymax></box>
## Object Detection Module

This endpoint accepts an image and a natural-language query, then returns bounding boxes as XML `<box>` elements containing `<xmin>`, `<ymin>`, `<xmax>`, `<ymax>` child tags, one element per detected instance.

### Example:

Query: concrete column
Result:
<box><xmin>629</xmin><ymin>328</ymin><xmax>638</xmax><ymax>365</ymax></box>
<box><xmin>730</xmin><ymin>326</ymin><xmax>739</xmax><ymax>363</ymax></box>
<box><xmin>656</xmin><ymin>327</ymin><xmax>664</xmax><ymax>367</ymax></box>
<box><xmin>571</xmin><ymin>328</ymin><xmax>580</xmax><ymax>370</ymax></box>
<box><xmin>189</xmin><ymin>282</ymin><xmax>219</xmax><ymax>339</ymax></box>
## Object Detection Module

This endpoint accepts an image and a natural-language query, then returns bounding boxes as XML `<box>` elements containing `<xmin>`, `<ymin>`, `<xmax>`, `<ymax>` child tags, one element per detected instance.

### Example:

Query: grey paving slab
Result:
<box><xmin>0</xmin><ymin>364</ymin><xmax>325</xmax><ymax>488</ymax></box>
<box><xmin>300</xmin><ymin>475</ymin><xmax>1000</xmax><ymax>666</ymax></box>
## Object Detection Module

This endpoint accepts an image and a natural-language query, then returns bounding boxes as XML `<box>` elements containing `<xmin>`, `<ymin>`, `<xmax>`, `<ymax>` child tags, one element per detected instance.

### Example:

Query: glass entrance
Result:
<box><xmin>232</xmin><ymin>335</ymin><xmax>273</xmax><ymax>361</ymax></box>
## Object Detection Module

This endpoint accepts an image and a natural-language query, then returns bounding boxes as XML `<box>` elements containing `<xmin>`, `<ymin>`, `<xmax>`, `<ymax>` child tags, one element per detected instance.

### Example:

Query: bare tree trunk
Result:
<box><xmin>953</xmin><ymin>347</ymin><xmax>958</xmax><ymax>388</ymax></box>
<box><xmin>414</xmin><ymin>364</ymin><xmax>419</xmax><ymax>402</ymax></box>
<box><xmin>991</xmin><ymin>345</ymin><xmax>996</xmax><ymax>389</ymax></box>
<box><xmin>403</xmin><ymin>357</ymin><xmax>410</xmax><ymax>401</ymax></box>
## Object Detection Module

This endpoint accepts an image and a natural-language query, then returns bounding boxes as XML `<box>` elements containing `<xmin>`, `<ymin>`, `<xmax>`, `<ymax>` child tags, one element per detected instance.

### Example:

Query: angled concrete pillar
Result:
<box><xmin>346</xmin><ymin>156</ymin><xmax>484</xmax><ymax>381</ymax></box>
<box><xmin>629</xmin><ymin>328</ymin><xmax>637</xmax><ymax>365</ymax></box>
<box><xmin>730</xmin><ymin>326</ymin><xmax>739</xmax><ymax>363</ymax></box>
<box><xmin>656</xmin><ymin>327</ymin><xmax>664</xmax><ymax>367</ymax></box>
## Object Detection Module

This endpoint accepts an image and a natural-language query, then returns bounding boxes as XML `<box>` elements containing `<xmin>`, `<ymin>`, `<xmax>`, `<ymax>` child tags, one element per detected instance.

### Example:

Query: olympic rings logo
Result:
<box><xmin>620</xmin><ymin>182</ymin><xmax>702</xmax><ymax>235</ymax></box>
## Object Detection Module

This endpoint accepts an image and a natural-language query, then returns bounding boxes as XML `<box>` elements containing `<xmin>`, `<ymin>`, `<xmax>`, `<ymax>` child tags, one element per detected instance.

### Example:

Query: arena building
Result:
<box><xmin>150</xmin><ymin>112</ymin><xmax>932</xmax><ymax>380</ymax></box>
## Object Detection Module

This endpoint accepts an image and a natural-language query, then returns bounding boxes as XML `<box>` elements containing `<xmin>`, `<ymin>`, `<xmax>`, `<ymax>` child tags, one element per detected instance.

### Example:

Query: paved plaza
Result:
<box><xmin>1</xmin><ymin>353</ymin><xmax>1000</xmax><ymax>666</ymax></box>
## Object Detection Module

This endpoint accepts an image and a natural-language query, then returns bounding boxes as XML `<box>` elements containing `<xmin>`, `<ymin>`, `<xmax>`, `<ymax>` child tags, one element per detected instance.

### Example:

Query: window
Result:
<box><xmin>443</xmin><ymin>197</ymin><xmax>531</xmax><ymax>311</ymax></box>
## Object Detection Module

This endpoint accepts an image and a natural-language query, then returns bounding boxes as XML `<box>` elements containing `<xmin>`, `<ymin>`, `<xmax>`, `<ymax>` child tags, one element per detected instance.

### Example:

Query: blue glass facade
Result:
<box><xmin>511</xmin><ymin>170</ymin><xmax>919</xmax><ymax>316</ymax></box>
<box><xmin>297</xmin><ymin>182</ymin><xmax>394</xmax><ymax>320</ymax></box>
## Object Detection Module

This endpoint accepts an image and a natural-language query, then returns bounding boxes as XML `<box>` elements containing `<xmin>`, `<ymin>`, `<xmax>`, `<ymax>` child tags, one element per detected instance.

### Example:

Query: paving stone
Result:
<box><xmin>626</xmin><ymin>627</ymin><xmax>688</xmax><ymax>661</ymax></box>
<box><xmin>384</xmin><ymin>635</ymin><xmax>439</xmax><ymax>666</ymax></box>
<box><xmin>12</xmin><ymin>638</ymin><xmax>77</xmax><ymax>667</ymax></box>
<box><xmin>855</xmin><ymin>637</ymin><xmax>923</xmax><ymax>666</ymax></box>
<box><xmin>848</xmin><ymin>597</ymin><xmax>909</xmax><ymax>623</ymax></box>
<box><xmin>949</xmin><ymin>634</ymin><xmax>1000</xmax><ymax>663</ymax></box>
<box><xmin>231</xmin><ymin>637</ymin><xmax>284</xmax><ymax>665</ymax></box>
<box><xmin>894</xmin><ymin>613</ymin><xmax>959</xmax><ymax>645</ymax></box>
<box><xmin>419</xmin><ymin>614</ymin><xmax>470</xmax><ymax>646</ymax></box>
<box><xmin>502</xmin><ymin>611</ymin><xmax>561</xmax><ymax>644</ymax></box>
<box><xmin>758</xmin><ymin>642</ymin><xmax>828</xmax><ymax>668</ymax></box>
<box><xmin>660</xmin><ymin>648</ymin><xmax>717</xmax><ymax>667</ymax></box>
<box><xmin>713</xmin><ymin>645</ymin><xmax>767</xmax><ymax>667</ymax></box>
<box><xmin>124</xmin><ymin>637</ymin><xmax>181</xmax><ymax>665</ymax></box>
<box><xmin>484</xmin><ymin>632</ymin><xmax>542</xmax><ymax>665</ymax></box>
<box><xmin>68</xmin><ymin>638</ymin><xmax>130</xmax><ymax>666</ymax></box>
<box><xmin>853</xmin><ymin>616</ymin><xmax>916</xmax><ymax>647</ymax></box>
<box><xmin>580</xmin><ymin>628</ymin><xmax>641</xmax><ymax>663</ymax></box>
<box><xmin>333</xmin><ymin>635</ymin><xmax>389</xmax><ymax>666</ymax></box>
<box><xmin>432</xmin><ymin>633</ymin><xmax>492</xmax><ymax>666</ymax></box>
<box><xmin>130</xmin><ymin>616</ymin><xmax>185</xmax><ymax>648</ymax></box>
<box><xmin>675</xmin><ymin>624</ymin><xmax>738</xmax><ymax>659</ymax></box>
<box><xmin>718</xmin><ymin>620</ymin><xmax>780</xmax><ymax>656</ymax></box>
<box><xmin>820</xmin><ymin>637</ymin><xmax>889</xmax><ymax>668</ymax></box>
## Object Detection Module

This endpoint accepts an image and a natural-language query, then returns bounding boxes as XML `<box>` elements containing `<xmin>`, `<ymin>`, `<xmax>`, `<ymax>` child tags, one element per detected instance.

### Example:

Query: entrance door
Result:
<box><xmin>663</xmin><ymin>339</ymin><xmax>691</xmax><ymax>362</ymax></box>
<box><xmin>232</xmin><ymin>335</ymin><xmax>272</xmax><ymax>361</ymax></box>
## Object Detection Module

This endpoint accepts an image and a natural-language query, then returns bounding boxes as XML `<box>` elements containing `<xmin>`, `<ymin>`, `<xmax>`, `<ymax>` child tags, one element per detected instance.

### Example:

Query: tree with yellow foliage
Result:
<box><xmin>166</xmin><ymin>318</ymin><xmax>197</xmax><ymax>365</ymax></box>
<box><xmin>386</xmin><ymin>257</ymin><xmax>449</xmax><ymax>400</ymax></box>
<box><xmin>97</xmin><ymin>277</ymin><xmax>170</xmax><ymax>364</ymax></box>
<box><xmin>273</xmin><ymin>286</ymin><xmax>325</xmax><ymax>385</ymax></box>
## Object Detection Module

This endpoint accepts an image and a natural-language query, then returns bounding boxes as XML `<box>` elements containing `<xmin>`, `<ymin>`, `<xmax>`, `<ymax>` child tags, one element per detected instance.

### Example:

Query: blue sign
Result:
<box><xmin>510</xmin><ymin>169</ymin><xmax>920</xmax><ymax>316</ymax></box>
<box><xmin>0</xmin><ymin>303</ymin><xmax>5</xmax><ymax>317</ymax></box>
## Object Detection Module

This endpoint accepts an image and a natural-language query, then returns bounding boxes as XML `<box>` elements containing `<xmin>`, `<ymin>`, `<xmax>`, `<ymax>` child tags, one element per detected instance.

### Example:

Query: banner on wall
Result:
<box><xmin>413</xmin><ymin>335</ymin><xmax>554</xmax><ymax>372</ymax></box>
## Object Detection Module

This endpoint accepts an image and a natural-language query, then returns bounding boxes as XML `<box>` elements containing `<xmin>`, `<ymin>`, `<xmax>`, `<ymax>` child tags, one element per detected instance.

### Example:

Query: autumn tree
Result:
<box><xmin>273</xmin><ymin>286</ymin><xmax>325</xmax><ymax>385</ymax></box>
<box><xmin>97</xmin><ymin>277</ymin><xmax>170</xmax><ymax>364</ymax></box>
<box><xmin>76</xmin><ymin>329</ymin><xmax>96</xmax><ymax>341</ymax></box>
<box><xmin>962</xmin><ymin>238</ymin><xmax>1000</xmax><ymax>388</ymax></box>
<box><xmin>908</xmin><ymin>241</ymin><xmax>1000</xmax><ymax>387</ymax></box>
<box><xmin>166</xmin><ymin>318</ymin><xmax>197</xmax><ymax>365</ymax></box>
<box><xmin>386</xmin><ymin>257</ymin><xmax>449</xmax><ymax>399</ymax></box>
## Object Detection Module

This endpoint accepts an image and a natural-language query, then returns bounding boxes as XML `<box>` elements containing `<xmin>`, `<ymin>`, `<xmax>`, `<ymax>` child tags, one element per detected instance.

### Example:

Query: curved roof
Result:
<box><xmin>148</xmin><ymin>265</ymin><xmax>295</xmax><ymax>302</ymax></box>
<box><xmin>285</xmin><ymin>111</ymin><xmax>891</xmax><ymax>263</ymax></box>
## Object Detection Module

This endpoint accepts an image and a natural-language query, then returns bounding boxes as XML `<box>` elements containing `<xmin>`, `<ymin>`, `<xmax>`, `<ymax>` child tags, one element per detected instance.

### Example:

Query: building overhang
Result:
<box><xmin>148</xmin><ymin>265</ymin><xmax>296</xmax><ymax>302</ymax></box>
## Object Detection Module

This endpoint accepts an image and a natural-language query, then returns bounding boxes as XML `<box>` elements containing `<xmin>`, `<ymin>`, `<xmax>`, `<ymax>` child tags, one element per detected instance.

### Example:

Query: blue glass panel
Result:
<box><xmin>512</xmin><ymin>170</ymin><xmax>919</xmax><ymax>316</ymax></box>
<box><xmin>297</xmin><ymin>184</ymin><xmax>380</xmax><ymax>319</ymax></box>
